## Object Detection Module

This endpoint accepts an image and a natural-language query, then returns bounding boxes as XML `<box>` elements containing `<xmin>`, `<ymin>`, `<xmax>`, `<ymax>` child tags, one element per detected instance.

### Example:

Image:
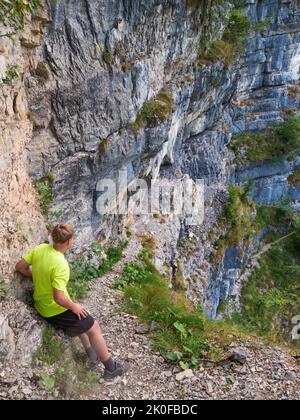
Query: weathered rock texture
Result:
<box><xmin>0</xmin><ymin>9</ymin><xmax>49</xmax><ymax>279</ymax></box>
<box><xmin>0</xmin><ymin>5</ymin><xmax>50</xmax><ymax>365</ymax></box>
<box><xmin>26</xmin><ymin>0</ymin><xmax>300</xmax><ymax>318</ymax></box>
<box><xmin>1</xmin><ymin>0</ymin><xmax>300</xmax><ymax>369</ymax></box>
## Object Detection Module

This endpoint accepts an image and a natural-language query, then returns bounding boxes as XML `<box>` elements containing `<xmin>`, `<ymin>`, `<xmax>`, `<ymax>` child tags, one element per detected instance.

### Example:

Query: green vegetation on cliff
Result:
<box><xmin>0</xmin><ymin>279</ymin><xmax>8</xmax><ymax>301</ymax></box>
<box><xmin>234</xmin><ymin>232</ymin><xmax>300</xmax><ymax>344</ymax></box>
<box><xmin>198</xmin><ymin>1</ymin><xmax>272</xmax><ymax>67</ymax></box>
<box><xmin>288</xmin><ymin>168</ymin><xmax>300</xmax><ymax>186</ymax></box>
<box><xmin>199</xmin><ymin>8</ymin><xmax>252</xmax><ymax>66</ymax></box>
<box><xmin>34</xmin><ymin>174</ymin><xmax>55</xmax><ymax>217</ymax></box>
<box><xmin>130</xmin><ymin>90</ymin><xmax>174</xmax><ymax>132</ymax></box>
<box><xmin>2</xmin><ymin>65</ymin><xmax>20</xmax><ymax>85</ymax></box>
<box><xmin>230</xmin><ymin>114</ymin><xmax>300</xmax><ymax>165</ymax></box>
<box><xmin>214</xmin><ymin>184</ymin><xmax>256</xmax><ymax>263</ymax></box>
<box><xmin>69</xmin><ymin>241</ymin><xmax>128</xmax><ymax>301</ymax></box>
<box><xmin>215</xmin><ymin>183</ymin><xmax>300</xmax><ymax>346</ymax></box>
<box><xmin>0</xmin><ymin>0</ymin><xmax>40</xmax><ymax>34</ymax></box>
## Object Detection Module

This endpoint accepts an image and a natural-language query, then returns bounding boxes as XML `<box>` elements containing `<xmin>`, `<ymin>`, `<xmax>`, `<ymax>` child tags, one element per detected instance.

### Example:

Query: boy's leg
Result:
<box><xmin>86</xmin><ymin>320</ymin><xmax>128</xmax><ymax>379</ymax></box>
<box><xmin>79</xmin><ymin>333</ymin><xmax>90</xmax><ymax>350</ymax></box>
<box><xmin>80</xmin><ymin>333</ymin><xmax>99</xmax><ymax>366</ymax></box>
<box><xmin>85</xmin><ymin>321</ymin><xmax>110</xmax><ymax>362</ymax></box>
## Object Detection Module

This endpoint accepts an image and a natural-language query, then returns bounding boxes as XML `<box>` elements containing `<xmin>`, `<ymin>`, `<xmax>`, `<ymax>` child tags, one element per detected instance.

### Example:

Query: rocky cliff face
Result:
<box><xmin>0</xmin><ymin>5</ymin><xmax>51</xmax><ymax>365</ymax></box>
<box><xmin>1</xmin><ymin>0</ymin><xmax>300</xmax><ymax>368</ymax></box>
<box><xmin>0</xmin><ymin>8</ymin><xmax>49</xmax><ymax>279</ymax></box>
<box><xmin>26</xmin><ymin>0</ymin><xmax>300</xmax><ymax>319</ymax></box>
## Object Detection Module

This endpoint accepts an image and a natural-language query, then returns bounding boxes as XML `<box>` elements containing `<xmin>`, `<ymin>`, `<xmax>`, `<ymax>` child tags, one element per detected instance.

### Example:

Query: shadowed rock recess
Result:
<box><xmin>1</xmin><ymin>0</ymin><xmax>300</xmax><ymax>400</ymax></box>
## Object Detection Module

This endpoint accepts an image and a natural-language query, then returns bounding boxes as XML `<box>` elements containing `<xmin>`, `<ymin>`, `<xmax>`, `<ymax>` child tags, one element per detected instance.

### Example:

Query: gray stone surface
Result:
<box><xmin>19</xmin><ymin>0</ymin><xmax>300</xmax><ymax>321</ymax></box>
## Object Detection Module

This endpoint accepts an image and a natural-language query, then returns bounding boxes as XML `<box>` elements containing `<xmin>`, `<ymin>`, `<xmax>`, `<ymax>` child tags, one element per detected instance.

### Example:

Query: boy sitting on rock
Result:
<box><xmin>16</xmin><ymin>223</ymin><xmax>127</xmax><ymax>380</ymax></box>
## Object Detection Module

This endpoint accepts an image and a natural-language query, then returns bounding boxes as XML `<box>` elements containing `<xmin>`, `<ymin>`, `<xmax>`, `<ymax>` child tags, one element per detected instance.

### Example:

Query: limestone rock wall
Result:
<box><xmin>28</xmin><ymin>0</ymin><xmax>300</xmax><ymax>318</ymax></box>
<box><xmin>0</xmin><ymin>4</ymin><xmax>50</xmax><ymax>366</ymax></box>
<box><xmin>0</xmin><ymin>6</ymin><xmax>49</xmax><ymax>280</ymax></box>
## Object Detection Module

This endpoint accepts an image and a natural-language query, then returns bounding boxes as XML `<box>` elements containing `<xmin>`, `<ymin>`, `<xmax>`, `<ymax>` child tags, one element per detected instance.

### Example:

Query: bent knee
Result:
<box><xmin>89</xmin><ymin>320</ymin><xmax>101</xmax><ymax>334</ymax></box>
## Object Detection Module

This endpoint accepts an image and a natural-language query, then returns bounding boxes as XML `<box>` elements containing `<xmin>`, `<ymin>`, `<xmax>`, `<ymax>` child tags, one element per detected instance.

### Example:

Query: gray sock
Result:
<box><xmin>85</xmin><ymin>347</ymin><xmax>99</xmax><ymax>364</ymax></box>
<box><xmin>103</xmin><ymin>357</ymin><xmax>116</xmax><ymax>372</ymax></box>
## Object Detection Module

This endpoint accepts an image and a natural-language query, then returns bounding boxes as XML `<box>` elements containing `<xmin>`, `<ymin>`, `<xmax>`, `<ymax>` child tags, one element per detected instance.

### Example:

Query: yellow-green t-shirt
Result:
<box><xmin>24</xmin><ymin>243</ymin><xmax>70</xmax><ymax>318</ymax></box>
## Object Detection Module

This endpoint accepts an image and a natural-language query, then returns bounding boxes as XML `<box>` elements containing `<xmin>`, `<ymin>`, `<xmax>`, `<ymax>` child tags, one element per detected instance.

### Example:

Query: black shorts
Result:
<box><xmin>44</xmin><ymin>310</ymin><xmax>95</xmax><ymax>337</ymax></box>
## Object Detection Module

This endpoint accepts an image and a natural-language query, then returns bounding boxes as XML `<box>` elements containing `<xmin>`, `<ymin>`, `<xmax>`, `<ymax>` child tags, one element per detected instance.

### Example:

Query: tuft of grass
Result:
<box><xmin>0</xmin><ymin>0</ymin><xmax>40</xmax><ymax>34</ymax></box>
<box><xmin>35</xmin><ymin>327</ymin><xmax>65</xmax><ymax>366</ymax></box>
<box><xmin>35</xmin><ymin>62</ymin><xmax>50</xmax><ymax>83</ymax></box>
<box><xmin>0</xmin><ymin>279</ymin><xmax>8</xmax><ymax>301</ymax></box>
<box><xmin>199</xmin><ymin>8</ymin><xmax>252</xmax><ymax>66</ymax></box>
<box><xmin>2</xmin><ymin>65</ymin><xmax>20</xmax><ymax>85</ymax></box>
<box><xmin>199</xmin><ymin>39</ymin><xmax>234</xmax><ymax>66</ymax></box>
<box><xmin>117</xmin><ymin>242</ymin><xmax>251</xmax><ymax>369</ymax></box>
<box><xmin>213</xmin><ymin>185</ymin><xmax>256</xmax><ymax>263</ymax></box>
<box><xmin>99</xmin><ymin>138</ymin><xmax>109</xmax><ymax>154</ymax></box>
<box><xmin>68</xmin><ymin>241</ymin><xmax>128</xmax><ymax>301</ymax></box>
<box><xmin>140</xmin><ymin>234</ymin><xmax>157</xmax><ymax>256</ymax></box>
<box><xmin>35</xmin><ymin>181</ymin><xmax>53</xmax><ymax>216</ymax></box>
<box><xmin>173</xmin><ymin>260</ymin><xmax>185</xmax><ymax>291</ymax></box>
<box><xmin>288</xmin><ymin>85</ymin><xmax>300</xmax><ymax>99</ymax></box>
<box><xmin>230</xmin><ymin>114</ymin><xmax>300</xmax><ymax>165</ymax></box>
<box><xmin>53</xmin><ymin>359</ymin><xmax>97</xmax><ymax>398</ymax></box>
<box><xmin>103</xmin><ymin>48</ymin><xmax>113</xmax><ymax>68</ymax></box>
<box><xmin>130</xmin><ymin>90</ymin><xmax>173</xmax><ymax>132</ymax></box>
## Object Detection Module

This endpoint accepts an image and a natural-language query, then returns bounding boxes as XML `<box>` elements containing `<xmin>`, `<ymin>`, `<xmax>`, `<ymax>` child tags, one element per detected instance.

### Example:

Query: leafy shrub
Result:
<box><xmin>69</xmin><ymin>241</ymin><xmax>128</xmax><ymax>301</ymax></box>
<box><xmin>2</xmin><ymin>66</ymin><xmax>20</xmax><ymax>85</ymax></box>
<box><xmin>0</xmin><ymin>0</ymin><xmax>40</xmax><ymax>32</ymax></box>
<box><xmin>35</xmin><ymin>181</ymin><xmax>53</xmax><ymax>216</ymax></box>
<box><xmin>222</xmin><ymin>9</ymin><xmax>252</xmax><ymax>45</ymax></box>
<box><xmin>199</xmin><ymin>7</ymin><xmax>252</xmax><ymax>66</ymax></box>
<box><xmin>213</xmin><ymin>185</ymin><xmax>256</xmax><ymax>263</ymax></box>
<box><xmin>130</xmin><ymin>90</ymin><xmax>173</xmax><ymax>132</ymax></box>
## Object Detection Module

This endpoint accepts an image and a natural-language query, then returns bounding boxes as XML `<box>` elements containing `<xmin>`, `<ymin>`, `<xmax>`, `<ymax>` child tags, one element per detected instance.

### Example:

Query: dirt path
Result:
<box><xmin>79</xmin><ymin>237</ymin><xmax>300</xmax><ymax>400</ymax></box>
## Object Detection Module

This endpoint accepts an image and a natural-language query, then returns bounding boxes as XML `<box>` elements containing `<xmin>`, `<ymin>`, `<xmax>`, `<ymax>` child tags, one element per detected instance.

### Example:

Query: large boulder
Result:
<box><xmin>0</xmin><ymin>297</ymin><xmax>43</xmax><ymax>365</ymax></box>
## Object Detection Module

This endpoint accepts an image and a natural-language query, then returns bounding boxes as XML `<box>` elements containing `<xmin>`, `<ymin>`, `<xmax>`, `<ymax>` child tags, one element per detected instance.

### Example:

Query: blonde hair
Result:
<box><xmin>51</xmin><ymin>224</ymin><xmax>74</xmax><ymax>244</ymax></box>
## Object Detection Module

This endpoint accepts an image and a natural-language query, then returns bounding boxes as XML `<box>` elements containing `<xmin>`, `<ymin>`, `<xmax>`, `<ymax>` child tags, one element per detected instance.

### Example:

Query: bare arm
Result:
<box><xmin>53</xmin><ymin>289</ymin><xmax>89</xmax><ymax>320</ymax></box>
<box><xmin>15</xmin><ymin>259</ymin><xmax>32</xmax><ymax>278</ymax></box>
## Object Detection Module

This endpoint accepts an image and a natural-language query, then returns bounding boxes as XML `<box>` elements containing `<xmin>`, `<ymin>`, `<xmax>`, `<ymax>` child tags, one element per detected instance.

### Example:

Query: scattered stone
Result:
<box><xmin>175</xmin><ymin>369</ymin><xmax>194</xmax><ymax>382</ymax></box>
<box><xmin>135</xmin><ymin>324</ymin><xmax>149</xmax><ymax>334</ymax></box>
<box><xmin>284</xmin><ymin>371</ymin><xmax>297</xmax><ymax>382</ymax></box>
<box><xmin>164</xmin><ymin>371</ymin><xmax>173</xmax><ymax>378</ymax></box>
<box><xmin>205</xmin><ymin>382</ymin><xmax>214</xmax><ymax>395</ymax></box>
<box><xmin>127</xmin><ymin>353</ymin><xmax>135</xmax><ymax>360</ymax></box>
<box><xmin>230</xmin><ymin>348</ymin><xmax>248</xmax><ymax>365</ymax></box>
<box><xmin>2</xmin><ymin>239</ymin><xmax>300</xmax><ymax>400</ymax></box>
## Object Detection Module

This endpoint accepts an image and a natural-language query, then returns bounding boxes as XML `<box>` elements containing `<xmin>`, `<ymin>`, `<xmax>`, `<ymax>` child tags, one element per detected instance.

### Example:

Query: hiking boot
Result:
<box><xmin>103</xmin><ymin>361</ymin><xmax>129</xmax><ymax>381</ymax></box>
